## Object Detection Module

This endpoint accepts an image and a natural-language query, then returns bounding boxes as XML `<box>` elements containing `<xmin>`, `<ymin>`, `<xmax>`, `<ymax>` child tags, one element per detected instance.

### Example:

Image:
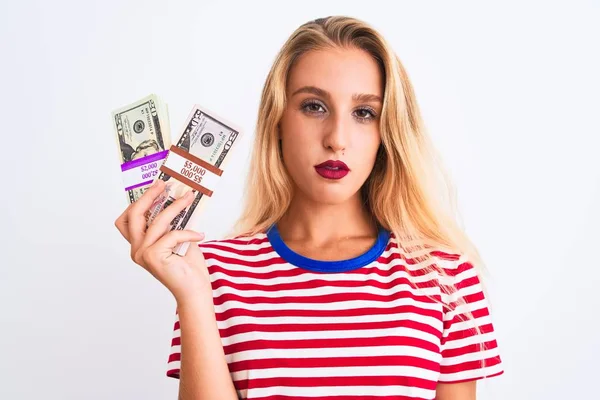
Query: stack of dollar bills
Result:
<box><xmin>111</xmin><ymin>94</ymin><xmax>243</xmax><ymax>255</ymax></box>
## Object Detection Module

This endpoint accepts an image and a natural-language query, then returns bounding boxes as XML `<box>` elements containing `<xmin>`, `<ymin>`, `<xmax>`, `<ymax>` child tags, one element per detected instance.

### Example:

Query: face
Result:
<box><xmin>131</xmin><ymin>140</ymin><xmax>160</xmax><ymax>160</ymax></box>
<box><xmin>279</xmin><ymin>46</ymin><xmax>383</xmax><ymax>205</ymax></box>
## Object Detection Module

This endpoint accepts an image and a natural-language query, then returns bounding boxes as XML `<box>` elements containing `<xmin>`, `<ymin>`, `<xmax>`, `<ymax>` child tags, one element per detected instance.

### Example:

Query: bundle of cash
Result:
<box><xmin>145</xmin><ymin>104</ymin><xmax>243</xmax><ymax>256</ymax></box>
<box><xmin>111</xmin><ymin>94</ymin><xmax>171</xmax><ymax>204</ymax></box>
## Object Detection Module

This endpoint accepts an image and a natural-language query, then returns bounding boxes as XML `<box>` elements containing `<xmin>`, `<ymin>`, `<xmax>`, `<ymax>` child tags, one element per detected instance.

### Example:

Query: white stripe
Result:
<box><xmin>224</xmin><ymin>343</ymin><xmax>439</xmax><ymax>364</ymax></box>
<box><xmin>166</xmin><ymin>360</ymin><xmax>180</xmax><ymax>370</ymax></box>
<box><xmin>214</xmin><ymin>296</ymin><xmax>442</xmax><ymax>314</ymax></box>
<box><xmin>454</xmin><ymin>281</ymin><xmax>484</xmax><ymax>298</ymax></box>
<box><xmin>441</xmin><ymin>332</ymin><xmax>498</xmax><ymax>351</ymax></box>
<box><xmin>219</xmin><ymin>326</ymin><xmax>440</xmax><ymax>350</ymax></box>
<box><xmin>439</xmin><ymin>362</ymin><xmax>504</xmax><ymax>382</ymax></box>
<box><xmin>231</xmin><ymin>364</ymin><xmax>440</xmax><ymax>382</ymax></box>
<box><xmin>210</xmin><ymin>266</ymin><xmax>442</xmax><ymax>288</ymax></box>
<box><xmin>444</xmin><ymin>298</ymin><xmax>490</xmax><ymax>321</ymax></box>
<box><xmin>218</xmin><ymin>312</ymin><xmax>444</xmax><ymax>333</ymax></box>
<box><xmin>205</xmin><ymin>250</ymin><xmax>289</xmax><ymax>267</ymax></box>
<box><xmin>212</xmin><ymin>279</ymin><xmax>443</xmax><ymax>300</ymax></box>
<box><xmin>247</xmin><ymin>384</ymin><xmax>435</xmax><ymax>399</ymax></box>
<box><xmin>445</xmin><ymin>315</ymin><xmax>493</xmax><ymax>333</ymax></box>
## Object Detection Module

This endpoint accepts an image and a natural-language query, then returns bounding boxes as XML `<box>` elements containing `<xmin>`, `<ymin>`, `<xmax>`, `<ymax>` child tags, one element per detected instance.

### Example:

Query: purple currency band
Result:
<box><xmin>121</xmin><ymin>150</ymin><xmax>169</xmax><ymax>192</ymax></box>
<box><xmin>121</xmin><ymin>150</ymin><xmax>169</xmax><ymax>171</ymax></box>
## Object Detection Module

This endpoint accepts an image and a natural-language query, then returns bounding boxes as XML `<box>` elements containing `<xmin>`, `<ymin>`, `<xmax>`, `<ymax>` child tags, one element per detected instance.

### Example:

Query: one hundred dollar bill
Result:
<box><xmin>145</xmin><ymin>104</ymin><xmax>243</xmax><ymax>256</ymax></box>
<box><xmin>112</xmin><ymin>94</ymin><xmax>171</xmax><ymax>204</ymax></box>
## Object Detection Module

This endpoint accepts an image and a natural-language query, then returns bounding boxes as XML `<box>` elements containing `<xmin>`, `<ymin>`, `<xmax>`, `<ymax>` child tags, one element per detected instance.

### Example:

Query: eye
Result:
<box><xmin>353</xmin><ymin>107</ymin><xmax>377</xmax><ymax>122</ymax></box>
<box><xmin>300</xmin><ymin>100</ymin><xmax>327</xmax><ymax>115</ymax></box>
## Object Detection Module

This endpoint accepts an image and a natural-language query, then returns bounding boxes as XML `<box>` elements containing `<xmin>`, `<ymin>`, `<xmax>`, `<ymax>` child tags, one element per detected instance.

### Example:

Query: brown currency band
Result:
<box><xmin>160</xmin><ymin>165</ymin><xmax>214</xmax><ymax>197</ymax></box>
<box><xmin>159</xmin><ymin>145</ymin><xmax>224</xmax><ymax>197</ymax></box>
<box><xmin>168</xmin><ymin>145</ymin><xmax>224</xmax><ymax>177</ymax></box>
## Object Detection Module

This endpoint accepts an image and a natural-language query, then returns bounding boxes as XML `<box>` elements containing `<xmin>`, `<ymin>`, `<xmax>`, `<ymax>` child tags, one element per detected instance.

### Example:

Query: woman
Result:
<box><xmin>115</xmin><ymin>16</ymin><xmax>503</xmax><ymax>400</ymax></box>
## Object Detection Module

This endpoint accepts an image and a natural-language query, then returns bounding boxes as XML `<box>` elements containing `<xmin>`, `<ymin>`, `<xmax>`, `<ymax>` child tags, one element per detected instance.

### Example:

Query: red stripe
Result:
<box><xmin>166</xmin><ymin>369</ymin><xmax>180</xmax><ymax>379</ymax></box>
<box><xmin>207</xmin><ymin>260</ymin><xmax>443</xmax><ymax>280</ymax></box>
<box><xmin>201</xmin><ymin>241</ymin><xmax>275</xmax><ymax>257</ymax></box>
<box><xmin>235</xmin><ymin>374</ymin><xmax>436</xmax><ymax>391</ymax></box>
<box><xmin>219</xmin><ymin>319</ymin><xmax>443</xmax><ymax>343</ymax></box>
<box><xmin>205</xmin><ymin>253</ymin><xmax>290</xmax><ymax>270</ymax></box>
<box><xmin>222</xmin><ymin>334</ymin><xmax>440</xmax><ymax>355</ymax></box>
<box><xmin>212</xmin><ymin>290</ymin><xmax>441</xmax><ymax>307</ymax></box>
<box><xmin>215</xmin><ymin>303</ymin><xmax>442</xmax><ymax>322</ymax></box>
<box><xmin>452</xmin><ymin>275</ymin><xmax>480</xmax><ymax>291</ymax></box>
<box><xmin>208</xmin><ymin>263</ymin><xmax>303</xmax><ymax>279</ymax></box>
<box><xmin>211</xmin><ymin>274</ymin><xmax>444</xmax><ymax>293</ymax></box>
<box><xmin>249</xmin><ymin>396</ymin><xmax>429</xmax><ymax>400</ymax></box>
<box><xmin>442</xmin><ymin>339</ymin><xmax>499</xmax><ymax>358</ymax></box>
<box><xmin>446</xmin><ymin>291</ymin><xmax>486</xmax><ymax>311</ymax></box>
<box><xmin>444</xmin><ymin>322</ymin><xmax>496</xmax><ymax>344</ymax></box>
<box><xmin>443</xmin><ymin>306</ymin><xmax>490</xmax><ymax>330</ymax></box>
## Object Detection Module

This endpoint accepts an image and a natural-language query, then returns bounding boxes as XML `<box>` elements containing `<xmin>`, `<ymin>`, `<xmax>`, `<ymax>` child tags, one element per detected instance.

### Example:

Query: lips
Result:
<box><xmin>314</xmin><ymin>160</ymin><xmax>350</xmax><ymax>170</ymax></box>
<box><xmin>314</xmin><ymin>160</ymin><xmax>350</xmax><ymax>180</ymax></box>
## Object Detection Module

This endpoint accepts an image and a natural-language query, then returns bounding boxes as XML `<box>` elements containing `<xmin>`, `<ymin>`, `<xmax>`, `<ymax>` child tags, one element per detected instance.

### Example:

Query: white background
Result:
<box><xmin>1</xmin><ymin>1</ymin><xmax>599</xmax><ymax>399</ymax></box>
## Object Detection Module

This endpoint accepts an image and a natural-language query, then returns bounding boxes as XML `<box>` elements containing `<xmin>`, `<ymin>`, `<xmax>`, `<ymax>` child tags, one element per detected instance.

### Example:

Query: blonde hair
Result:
<box><xmin>227</xmin><ymin>14</ymin><xmax>492</xmax><ymax>370</ymax></box>
<box><xmin>229</xmin><ymin>15</ymin><xmax>484</xmax><ymax>269</ymax></box>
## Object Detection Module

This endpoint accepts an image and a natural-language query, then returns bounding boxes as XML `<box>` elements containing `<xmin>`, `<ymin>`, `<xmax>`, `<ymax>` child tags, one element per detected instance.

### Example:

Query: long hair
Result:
<box><xmin>226</xmin><ymin>14</ymin><xmax>491</xmax><ymax>368</ymax></box>
<box><xmin>228</xmin><ymin>15</ymin><xmax>485</xmax><ymax>273</ymax></box>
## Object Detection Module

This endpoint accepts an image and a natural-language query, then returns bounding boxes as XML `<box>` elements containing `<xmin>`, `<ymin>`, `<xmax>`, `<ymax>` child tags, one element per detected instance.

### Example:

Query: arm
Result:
<box><xmin>177</xmin><ymin>296</ymin><xmax>239</xmax><ymax>400</ymax></box>
<box><xmin>435</xmin><ymin>381</ymin><xmax>476</xmax><ymax>400</ymax></box>
<box><xmin>113</xmin><ymin>181</ymin><xmax>237</xmax><ymax>399</ymax></box>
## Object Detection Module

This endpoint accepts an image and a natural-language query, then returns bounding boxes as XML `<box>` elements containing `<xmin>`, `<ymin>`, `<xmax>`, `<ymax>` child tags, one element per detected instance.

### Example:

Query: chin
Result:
<box><xmin>308</xmin><ymin>186</ymin><xmax>358</xmax><ymax>205</ymax></box>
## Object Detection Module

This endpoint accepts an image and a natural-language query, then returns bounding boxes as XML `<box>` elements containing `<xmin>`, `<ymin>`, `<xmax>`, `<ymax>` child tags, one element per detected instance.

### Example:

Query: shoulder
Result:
<box><xmin>388</xmin><ymin>234</ymin><xmax>476</xmax><ymax>277</ymax></box>
<box><xmin>388</xmin><ymin>237</ymin><xmax>482</xmax><ymax>300</ymax></box>
<box><xmin>197</xmin><ymin>231</ymin><xmax>273</xmax><ymax>264</ymax></box>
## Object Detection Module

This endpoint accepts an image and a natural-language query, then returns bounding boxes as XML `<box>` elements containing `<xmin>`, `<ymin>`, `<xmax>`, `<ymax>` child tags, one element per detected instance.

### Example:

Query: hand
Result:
<box><xmin>114</xmin><ymin>180</ymin><xmax>211</xmax><ymax>304</ymax></box>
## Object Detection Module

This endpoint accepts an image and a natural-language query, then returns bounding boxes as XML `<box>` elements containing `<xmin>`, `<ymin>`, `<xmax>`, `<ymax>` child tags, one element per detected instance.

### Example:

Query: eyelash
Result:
<box><xmin>300</xmin><ymin>100</ymin><xmax>377</xmax><ymax>123</ymax></box>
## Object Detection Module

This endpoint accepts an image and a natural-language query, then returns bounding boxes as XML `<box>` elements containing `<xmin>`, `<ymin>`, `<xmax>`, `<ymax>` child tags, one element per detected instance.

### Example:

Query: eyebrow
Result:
<box><xmin>291</xmin><ymin>85</ymin><xmax>382</xmax><ymax>103</ymax></box>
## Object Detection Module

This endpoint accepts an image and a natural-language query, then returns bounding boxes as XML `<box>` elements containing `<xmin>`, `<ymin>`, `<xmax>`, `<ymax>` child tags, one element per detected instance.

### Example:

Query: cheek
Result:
<box><xmin>280</xmin><ymin>112</ymin><xmax>317</xmax><ymax>157</ymax></box>
<box><xmin>355</xmin><ymin>129</ymin><xmax>381</xmax><ymax>163</ymax></box>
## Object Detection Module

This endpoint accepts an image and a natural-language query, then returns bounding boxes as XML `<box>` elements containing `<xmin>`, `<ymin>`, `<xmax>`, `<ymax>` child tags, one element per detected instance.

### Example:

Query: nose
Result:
<box><xmin>322</xmin><ymin>112</ymin><xmax>348</xmax><ymax>154</ymax></box>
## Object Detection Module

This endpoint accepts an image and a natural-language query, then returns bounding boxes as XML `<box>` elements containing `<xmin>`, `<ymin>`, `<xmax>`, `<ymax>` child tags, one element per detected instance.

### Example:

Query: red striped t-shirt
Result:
<box><xmin>166</xmin><ymin>224</ymin><xmax>504</xmax><ymax>399</ymax></box>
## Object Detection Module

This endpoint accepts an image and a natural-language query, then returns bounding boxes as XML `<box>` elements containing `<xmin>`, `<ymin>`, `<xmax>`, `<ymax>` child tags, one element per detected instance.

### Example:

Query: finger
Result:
<box><xmin>149</xmin><ymin>230</ymin><xmax>206</xmax><ymax>259</ymax></box>
<box><xmin>114</xmin><ymin>202</ymin><xmax>135</xmax><ymax>241</ymax></box>
<box><xmin>142</xmin><ymin>191</ymin><xmax>195</xmax><ymax>248</ymax></box>
<box><xmin>128</xmin><ymin>180</ymin><xmax>167</xmax><ymax>246</ymax></box>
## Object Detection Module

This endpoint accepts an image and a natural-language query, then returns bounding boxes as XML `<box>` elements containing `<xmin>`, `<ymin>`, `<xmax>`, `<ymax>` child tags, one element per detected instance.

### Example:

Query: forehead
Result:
<box><xmin>287</xmin><ymin>47</ymin><xmax>383</xmax><ymax>97</ymax></box>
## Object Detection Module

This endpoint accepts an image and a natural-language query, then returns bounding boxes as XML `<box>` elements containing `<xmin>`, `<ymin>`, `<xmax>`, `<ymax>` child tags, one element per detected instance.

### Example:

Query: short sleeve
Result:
<box><xmin>166</xmin><ymin>310</ymin><xmax>182</xmax><ymax>379</ymax></box>
<box><xmin>438</xmin><ymin>258</ymin><xmax>504</xmax><ymax>383</ymax></box>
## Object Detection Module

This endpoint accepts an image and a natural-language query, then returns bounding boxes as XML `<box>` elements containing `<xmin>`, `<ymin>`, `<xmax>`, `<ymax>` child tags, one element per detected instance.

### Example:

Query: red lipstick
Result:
<box><xmin>314</xmin><ymin>160</ymin><xmax>350</xmax><ymax>180</ymax></box>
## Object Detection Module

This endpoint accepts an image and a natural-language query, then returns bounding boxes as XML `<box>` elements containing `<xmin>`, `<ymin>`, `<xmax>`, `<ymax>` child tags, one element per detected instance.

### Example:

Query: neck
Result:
<box><xmin>276</xmin><ymin>190</ymin><xmax>378</xmax><ymax>245</ymax></box>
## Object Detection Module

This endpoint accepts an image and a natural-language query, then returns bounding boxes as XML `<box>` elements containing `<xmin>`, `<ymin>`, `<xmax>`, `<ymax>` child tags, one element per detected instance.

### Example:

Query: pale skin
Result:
<box><xmin>114</xmin><ymin>45</ymin><xmax>476</xmax><ymax>399</ymax></box>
